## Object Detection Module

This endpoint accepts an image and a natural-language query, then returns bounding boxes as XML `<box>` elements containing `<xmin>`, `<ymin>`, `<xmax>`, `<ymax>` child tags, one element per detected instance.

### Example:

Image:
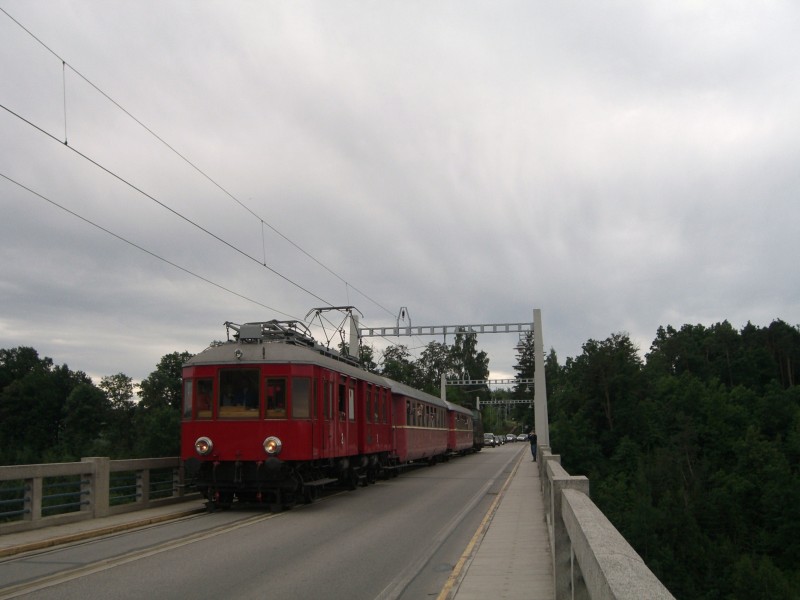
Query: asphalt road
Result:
<box><xmin>0</xmin><ymin>443</ymin><xmax>525</xmax><ymax>600</ymax></box>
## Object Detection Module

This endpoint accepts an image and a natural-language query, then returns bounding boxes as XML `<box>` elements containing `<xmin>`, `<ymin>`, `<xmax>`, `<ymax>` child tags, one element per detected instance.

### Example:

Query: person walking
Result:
<box><xmin>528</xmin><ymin>430</ymin><xmax>538</xmax><ymax>461</ymax></box>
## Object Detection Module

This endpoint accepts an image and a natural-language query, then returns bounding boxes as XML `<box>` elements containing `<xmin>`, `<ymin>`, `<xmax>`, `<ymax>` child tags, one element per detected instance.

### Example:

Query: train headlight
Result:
<box><xmin>195</xmin><ymin>436</ymin><xmax>214</xmax><ymax>456</ymax></box>
<box><xmin>263</xmin><ymin>436</ymin><xmax>282</xmax><ymax>456</ymax></box>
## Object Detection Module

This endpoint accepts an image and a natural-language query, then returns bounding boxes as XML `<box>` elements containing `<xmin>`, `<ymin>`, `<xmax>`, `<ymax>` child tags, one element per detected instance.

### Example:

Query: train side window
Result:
<box><xmin>292</xmin><ymin>377</ymin><xmax>311</xmax><ymax>419</ymax></box>
<box><xmin>182</xmin><ymin>380</ymin><xmax>193</xmax><ymax>419</ymax></box>
<box><xmin>219</xmin><ymin>369</ymin><xmax>259</xmax><ymax>419</ymax></box>
<box><xmin>196</xmin><ymin>378</ymin><xmax>212</xmax><ymax>419</ymax></box>
<box><xmin>348</xmin><ymin>387</ymin><xmax>355</xmax><ymax>421</ymax></box>
<box><xmin>265</xmin><ymin>378</ymin><xmax>287</xmax><ymax>419</ymax></box>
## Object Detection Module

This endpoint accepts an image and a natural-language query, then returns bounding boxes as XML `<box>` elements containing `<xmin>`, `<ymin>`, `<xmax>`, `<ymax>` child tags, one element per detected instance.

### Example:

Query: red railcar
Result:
<box><xmin>389</xmin><ymin>380</ymin><xmax>449</xmax><ymax>464</ymax></box>
<box><xmin>181</xmin><ymin>321</ymin><xmax>476</xmax><ymax>508</ymax></box>
<box><xmin>445</xmin><ymin>400</ymin><xmax>475</xmax><ymax>455</ymax></box>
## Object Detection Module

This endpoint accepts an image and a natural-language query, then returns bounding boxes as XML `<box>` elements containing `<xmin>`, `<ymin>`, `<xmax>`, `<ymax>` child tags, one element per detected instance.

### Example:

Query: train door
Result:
<box><xmin>321</xmin><ymin>371</ymin><xmax>335</xmax><ymax>457</ymax></box>
<box><xmin>335</xmin><ymin>376</ymin><xmax>358</xmax><ymax>457</ymax></box>
<box><xmin>347</xmin><ymin>378</ymin><xmax>358</xmax><ymax>455</ymax></box>
<box><xmin>364</xmin><ymin>382</ymin><xmax>372</xmax><ymax>451</ymax></box>
<box><xmin>333</xmin><ymin>376</ymin><xmax>346</xmax><ymax>458</ymax></box>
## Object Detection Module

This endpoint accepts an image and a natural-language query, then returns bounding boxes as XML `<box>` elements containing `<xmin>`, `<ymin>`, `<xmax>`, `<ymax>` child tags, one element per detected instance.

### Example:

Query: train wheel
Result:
<box><xmin>217</xmin><ymin>492</ymin><xmax>234</xmax><ymax>510</ymax></box>
<box><xmin>346</xmin><ymin>468</ymin><xmax>359</xmax><ymax>490</ymax></box>
<box><xmin>302</xmin><ymin>484</ymin><xmax>318</xmax><ymax>504</ymax></box>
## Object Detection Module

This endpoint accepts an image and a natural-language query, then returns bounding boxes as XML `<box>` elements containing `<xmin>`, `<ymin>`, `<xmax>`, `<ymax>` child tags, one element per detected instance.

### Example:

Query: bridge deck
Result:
<box><xmin>1</xmin><ymin>450</ymin><xmax>554</xmax><ymax>599</ymax></box>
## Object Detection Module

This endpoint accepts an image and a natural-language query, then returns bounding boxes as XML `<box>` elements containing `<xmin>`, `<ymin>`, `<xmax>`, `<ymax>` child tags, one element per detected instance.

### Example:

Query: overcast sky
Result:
<box><xmin>1</xmin><ymin>2</ymin><xmax>798</xmax><ymax>387</ymax></box>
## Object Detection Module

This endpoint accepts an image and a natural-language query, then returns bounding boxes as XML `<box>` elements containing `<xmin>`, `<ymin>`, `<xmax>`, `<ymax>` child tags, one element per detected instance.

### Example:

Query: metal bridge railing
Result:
<box><xmin>0</xmin><ymin>457</ymin><xmax>196</xmax><ymax>535</ymax></box>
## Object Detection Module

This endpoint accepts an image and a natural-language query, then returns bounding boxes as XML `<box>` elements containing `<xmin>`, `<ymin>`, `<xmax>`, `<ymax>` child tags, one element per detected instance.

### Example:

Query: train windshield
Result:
<box><xmin>219</xmin><ymin>369</ymin><xmax>259</xmax><ymax>419</ymax></box>
<box><xmin>265</xmin><ymin>378</ymin><xmax>287</xmax><ymax>419</ymax></box>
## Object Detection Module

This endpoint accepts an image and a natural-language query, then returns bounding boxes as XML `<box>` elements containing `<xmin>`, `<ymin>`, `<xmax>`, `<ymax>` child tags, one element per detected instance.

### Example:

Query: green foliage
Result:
<box><xmin>358</xmin><ymin>343</ymin><xmax>378</xmax><ymax>372</ymax></box>
<box><xmin>132</xmin><ymin>405</ymin><xmax>181</xmax><ymax>457</ymax></box>
<box><xmin>137</xmin><ymin>351</ymin><xmax>193</xmax><ymax>411</ymax></box>
<box><xmin>549</xmin><ymin>321</ymin><xmax>800</xmax><ymax>598</ymax></box>
<box><xmin>60</xmin><ymin>383</ymin><xmax>112</xmax><ymax>459</ymax></box>
<box><xmin>379</xmin><ymin>345</ymin><xmax>417</xmax><ymax>384</ymax></box>
<box><xmin>378</xmin><ymin>333</ymin><xmax>491</xmax><ymax>404</ymax></box>
<box><xmin>0</xmin><ymin>347</ymin><xmax>192</xmax><ymax>464</ymax></box>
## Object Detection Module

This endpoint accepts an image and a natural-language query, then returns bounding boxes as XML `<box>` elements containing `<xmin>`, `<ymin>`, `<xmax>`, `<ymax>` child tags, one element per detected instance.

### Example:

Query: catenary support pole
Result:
<box><xmin>533</xmin><ymin>308</ymin><xmax>550</xmax><ymax>447</ymax></box>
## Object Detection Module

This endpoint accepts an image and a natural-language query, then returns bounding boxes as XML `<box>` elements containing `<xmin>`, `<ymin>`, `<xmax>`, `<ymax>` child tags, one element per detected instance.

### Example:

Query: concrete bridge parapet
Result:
<box><xmin>538</xmin><ymin>445</ymin><xmax>675</xmax><ymax>600</ymax></box>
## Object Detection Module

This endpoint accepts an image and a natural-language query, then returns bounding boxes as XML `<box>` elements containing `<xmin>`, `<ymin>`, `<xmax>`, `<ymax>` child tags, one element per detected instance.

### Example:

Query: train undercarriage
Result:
<box><xmin>185</xmin><ymin>453</ymin><xmax>395</xmax><ymax>511</ymax></box>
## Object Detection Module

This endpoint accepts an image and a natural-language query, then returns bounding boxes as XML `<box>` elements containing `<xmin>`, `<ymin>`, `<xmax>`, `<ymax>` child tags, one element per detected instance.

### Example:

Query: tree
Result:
<box><xmin>450</xmin><ymin>331</ymin><xmax>489</xmax><ymax>382</ymax></box>
<box><xmin>138</xmin><ymin>351</ymin><xmax>193</xmax><ymax>411</ymax></box>
<box><xmin>132</xmin><ymin>405</ymin><xmax>181</xmax><ymax>457</ymax></box>
<box><xmin>440</xmin><ymin>332</ymin><xmax>490</xmax><ymax>409</ymax></box>
<box><xmin>0</xmin><ymin>346</ymin><xmax>52</xmax><ymax>392</ymax></box>
<box><xmin>416</xmin><ymin>341</ymin><xmax>452</xmax><ymax>394</ymax></box>
<box><xmin>380</xmin><ymin>345</ymin><xmax>416</xmax><ymax>385</ymax></box>
<box><xmin>60</xmin><ymin>383</ymin><xmax>111</xmax><ymax>459</ymax></box>
<box><xmin>99</xmin><ymin>373</ymin><xmax>137</xmax><ymax>458</ymax></box>
<box><xmin>358</xmin><ymin>343</ymin><xmax>378</xmax><ymax>373</ymax></box>
<box><xmin>0</xmin><ymin>349</ymin><xmax>91</xmax><ymax>464</ymax></box>
<box><xmin>564</xmin><ymin>333</ymin><xmax>643</xmax><ymax>447</ymax></box>
<box><xmin>99</xmin><ymin>373</ymin><xmax>135</xmax><ymax>410</ymax></box>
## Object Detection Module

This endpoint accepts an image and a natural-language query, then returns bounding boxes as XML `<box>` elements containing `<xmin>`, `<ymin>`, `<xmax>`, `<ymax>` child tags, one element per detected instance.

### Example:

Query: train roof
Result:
<box><xmin>383</xmin><ymin>378</ymin><xmax>449</xmax><ymax>410</ymax></box>
<box><xmin>185</xmin><ymin>320</ymin><xmax>448</xmax><ymax>409</ymax></box>
<box><xmin>444</xmin><ymin>399</ymin><xmax>474</xmax><ymax>416</ymax></box>
<box><xmin>185</xmin><ymin>335</ymin><xmax>387</xmax><ymax>386</ymax></box>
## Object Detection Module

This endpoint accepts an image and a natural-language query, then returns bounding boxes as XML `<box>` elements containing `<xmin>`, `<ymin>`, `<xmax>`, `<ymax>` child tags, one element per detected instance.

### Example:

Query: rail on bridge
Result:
<box><xmin>0</xmin><ymin>457</ymin><xmax>195</xmax><ymax>535</ymax></box>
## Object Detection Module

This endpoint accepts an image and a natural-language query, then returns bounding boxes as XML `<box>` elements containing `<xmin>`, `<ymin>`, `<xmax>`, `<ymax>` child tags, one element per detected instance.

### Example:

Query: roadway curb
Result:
<box><xmin>0</xmin><ymin>507</ymin><xmax>207</xmax><ymax>558</ymax></box>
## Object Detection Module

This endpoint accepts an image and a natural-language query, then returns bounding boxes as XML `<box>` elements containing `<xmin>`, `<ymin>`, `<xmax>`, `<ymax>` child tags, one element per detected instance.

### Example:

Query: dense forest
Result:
<box><xmin>2</xmin><ymin>320</ymin><xmax>798</xmax><ymax>597</ymax></box>
<box><xmin>0</xmin><ymin>348</ymin><xmax>191</xmax><ymax>463</ymax></box>
<box><xmin>541</xmin><ymin>320</ymin><xmax>800</xmax><ymax>599</ymax></box>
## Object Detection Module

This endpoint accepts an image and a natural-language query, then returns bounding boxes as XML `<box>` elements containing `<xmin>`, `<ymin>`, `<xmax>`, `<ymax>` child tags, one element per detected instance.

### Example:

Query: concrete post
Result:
<box><xmin>548</xmin><ymin>461</ymin><xmax>590</xmax><ymax>600</ymax></box>
<box><xmin>533</xmin><ymin>309</ymin><xmax>550</xmax><ymax>448</ymax></box>
<box><xmin>174</xmin><ymin>465</ymin><xmax>183</xmax><ymax>498</ymax></box>
<box><xmin>138</xmin><ymin>468</ymin><xmax>150</xmax><ymax>504</ymax></box>
<box><xmin>81</xmin><ymin>457</ymin><xmax>110</xmax><ymax>518</ymax></box>
<box><xmin>25</xmin><ymin>477</ymin><xmax>42</xmax><ymax>521</ymax></box>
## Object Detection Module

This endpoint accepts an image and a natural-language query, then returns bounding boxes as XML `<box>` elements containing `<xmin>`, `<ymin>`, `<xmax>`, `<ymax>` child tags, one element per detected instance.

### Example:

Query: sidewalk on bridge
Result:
<box><xmin>0</xmin><ymin>498</ymin><xmax>208</xmax><ymax>558</ymax></box>
<box><xmin>448</xmin><ymin>448</ymin><xmax>554</xmax><ymax>600</ymax></box>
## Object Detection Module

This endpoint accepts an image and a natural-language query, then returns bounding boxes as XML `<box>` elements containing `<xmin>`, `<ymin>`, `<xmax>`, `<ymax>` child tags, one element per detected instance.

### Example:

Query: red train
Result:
<box><xmin>181</xmin><ymin>320</ymin><xmax>479</xmax><ymax>509</ymax></box>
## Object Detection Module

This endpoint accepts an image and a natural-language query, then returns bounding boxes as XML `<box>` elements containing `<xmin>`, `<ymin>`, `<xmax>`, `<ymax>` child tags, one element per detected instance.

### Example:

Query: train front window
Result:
<box><xmin>219</xmin><ymin>369</ymin><xmax>259</xmax><ymax>419</ymax></box>
<box><xmin>182</xmin><ymin>380</ymin><xmax>192</xmax><ymax>419</ymax></box>
<box><xmin>265</xmin><ymin>378</ymin><xmax>287</xmax><ymax>419</ymax></box>
<box><xmin>196</xmin><ymin>378</ymin><xmax>213</xmax><ymax>419</ymax></box>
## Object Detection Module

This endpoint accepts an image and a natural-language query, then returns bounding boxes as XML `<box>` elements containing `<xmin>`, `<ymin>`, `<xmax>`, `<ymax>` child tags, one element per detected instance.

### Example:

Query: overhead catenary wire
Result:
<box><xmin>0</xmin><ymin>171</ymin><xmax>300</xmax><ymax>320</ymax></box>
<box><xmin>0</xmin><ymin>101</ymin><xmax>334</xmax><ymax>309</ymax></box>
<box><xmin>0</xmin><ymin>6</ymin><xmax>396</xmax><ymax>322</ymax></box>
<box><xmin>1</xmin><ymin>98</ymin><xmax>415</xmax><ymax>355</ymax></box>
<box><xmin>1</xmin><ymin>7</ymin><xmax>430</xmax><ymax>356</ymax></box>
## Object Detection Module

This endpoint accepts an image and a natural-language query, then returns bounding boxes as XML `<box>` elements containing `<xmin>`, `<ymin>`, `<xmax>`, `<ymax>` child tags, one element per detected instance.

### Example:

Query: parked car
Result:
<box><xmin>483</xmin><ymin>433</ymin><xmax>497</xmax><ymax>447</ymax></box>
